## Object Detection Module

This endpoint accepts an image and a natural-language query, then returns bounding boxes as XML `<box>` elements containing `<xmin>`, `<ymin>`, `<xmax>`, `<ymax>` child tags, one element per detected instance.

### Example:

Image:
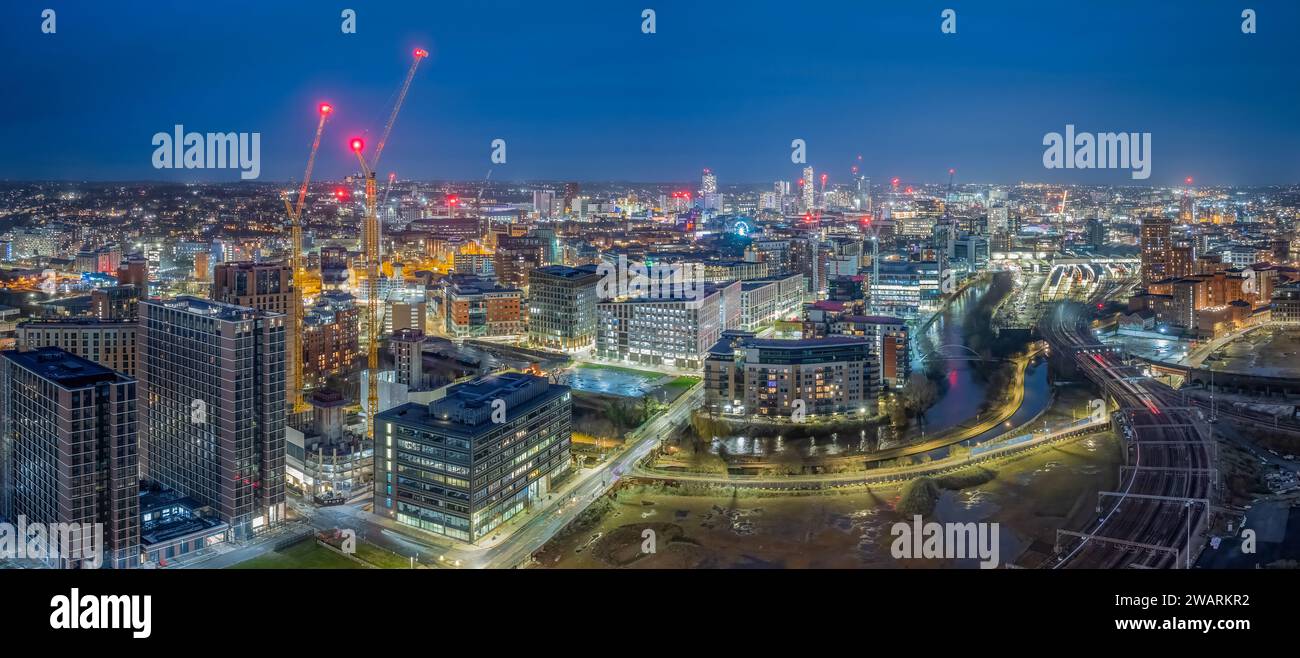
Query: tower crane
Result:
<box><xmin>351</xmin><ymin>48</ymin><xmax>427</xmax><ymax>439</ymax></box>
<box><xmin>474</xmin><ymin>168</ymin><xmax>492</xmax><ymax>212</ymax></box>
<box><xmin>381</xmin><ymin>171</ymin><xmax>397</xmax><ymax>208</ymax></box>
<box><xmin>282</xmin><ymin>102</ymin><xmax>333</xmax><ymax>414</ymax></box>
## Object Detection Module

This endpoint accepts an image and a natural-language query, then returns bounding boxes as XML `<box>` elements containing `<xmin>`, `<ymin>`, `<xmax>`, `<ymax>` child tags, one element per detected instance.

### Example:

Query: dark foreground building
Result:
<box><xmin>0</xmin><ymin>347</ymin><xmax>139</xmax><ymax>568</ymax></box>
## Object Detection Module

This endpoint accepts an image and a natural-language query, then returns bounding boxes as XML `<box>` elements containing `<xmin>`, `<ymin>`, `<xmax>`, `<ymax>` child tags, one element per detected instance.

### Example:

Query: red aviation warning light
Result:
<box><xmin>1185</xmin><ymin>176</ymin><xmax>1194</xmax><ymax>185</ymax></box>
<box><xmin>948</xmin><ymin>168</ymin><xmax>956</xmax><ymax>175</ymax></box>
<box><xmin>334</xmin><ymin>187</ymin><xmax>348</xmax><ymax>201</ymax></box>
<box><xmin>905</xmin><ymin>186</ymin><xmax>914</xmax><ymax>194</ymax></box>
<box><xmin>413</xmin><ymin>48</ymin><xmax>429</xmax><ymax>59</ymax></box>
<box><xmin>891</xmin><ymin>177</ymin><xmax>900</xmax><ymax>188</ymax></box>
<box><xmin>318</xmin><ymin>103</ymin><xmax>333</xmax><ymax>116</ymax></box>
<box><xmin>349</xmin><ymin>137</ymin><xmax>365</xmax><ymax>153</ymax></box>
<box><xmin>447</xmin><ymin>195</ymin><xmax>459</xmax><ymax>206</ymax></box>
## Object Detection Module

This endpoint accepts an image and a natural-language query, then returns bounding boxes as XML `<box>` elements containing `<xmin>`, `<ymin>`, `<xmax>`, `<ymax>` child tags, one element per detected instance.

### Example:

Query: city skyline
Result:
<box><xmin>3</xmin><ymin>1</ymin><xmax>1298</xmax><ymax>185</ymax></box>
<box><xmin>6</xmin><ymin>0</ymin><xmax>1300</xmax><ymax>602</ymax></box>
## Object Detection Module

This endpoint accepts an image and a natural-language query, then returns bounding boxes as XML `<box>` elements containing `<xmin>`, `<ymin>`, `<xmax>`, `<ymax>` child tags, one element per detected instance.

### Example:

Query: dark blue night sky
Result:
<box><xmin>2</xmin><ymin>1</ymin><xmax>1297</xmax><ymax>184</ymax></box>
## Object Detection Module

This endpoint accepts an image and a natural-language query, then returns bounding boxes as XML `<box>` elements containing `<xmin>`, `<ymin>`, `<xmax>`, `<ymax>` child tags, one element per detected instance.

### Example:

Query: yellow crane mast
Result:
<box><xmin>282</xmin><ymin>102</ymin><xmax>333</xmax><ymax>414</ymax></box>
<box><xmin>351</xmin><ymin>48</ymin><xmax>427</xmax><ymax>438</ymax></box>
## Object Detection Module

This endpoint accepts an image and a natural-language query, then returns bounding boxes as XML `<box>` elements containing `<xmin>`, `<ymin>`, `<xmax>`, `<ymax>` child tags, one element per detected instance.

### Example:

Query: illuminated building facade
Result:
<box><xmin>704</xmin><ymin>334</ymin><xmax>878</xmax><ymax>417</ymax></box>
<box><xmin>1140</xmin><ymin>215</ymin><xmax>1171</xmax><ymax>286</ymax></box>
<box><xmin>302</xmin><ymin>291</ymin><xmax>360</xmax><ymax>388</ymax></box>
<box><xmin>374</xmin><ymin>373</ymin><xmax>571</xmax><ymax>542</ymax></box>
<box><xmin>445</xmin><ymin>275</ymin><xmax>524</xmax><ymax>338</ymax></box>
<box><xmin>18</xmin><ymin>318</ymin><xmax>138</xmax><ymax>376</ymax></box>
<box><xmin>596</xmin><ymin>282</ymin><xmax>739</xmax><ymax>370</ymax></box>
<box><xmin>528</xmin><ymin>264</ymin><xmax>600</xmax><ymax>352</ymax></box>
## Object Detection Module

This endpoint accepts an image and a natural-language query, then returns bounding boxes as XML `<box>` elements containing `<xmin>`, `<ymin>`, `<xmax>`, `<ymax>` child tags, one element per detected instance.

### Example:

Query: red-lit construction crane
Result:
<box><xmin>351</xmin><ymin>48</ymin><xmax>427</xmax><ymax>438</ymax></box>
<box><xmin>282</xmin><ymin>101</ymin><xmax>333</xmax><ymax>414</ymax></box>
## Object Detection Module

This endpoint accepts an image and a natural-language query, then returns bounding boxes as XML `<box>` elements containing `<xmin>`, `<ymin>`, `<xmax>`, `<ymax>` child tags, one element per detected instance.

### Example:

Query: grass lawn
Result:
<box><xmin>665</xmin><ymin>376</ymin><xmax>701</xmax><ymax>389</ymax></box>
<box><xmin>352</xmin><ymin>541</ymin><xmax>415</xmax><ymax>569</ymax></box>
<box><xmin>230</xmin><ymin>540</ymin><xmax>361</xmax><ymax>569</ymax></box>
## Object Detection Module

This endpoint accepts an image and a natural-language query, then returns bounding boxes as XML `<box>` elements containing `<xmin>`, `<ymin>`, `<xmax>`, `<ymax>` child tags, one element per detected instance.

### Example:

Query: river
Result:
<box><xmin>709</xmin><ymin>275</ymin><xmax>1051</xmax><ymax>460</ymax></box>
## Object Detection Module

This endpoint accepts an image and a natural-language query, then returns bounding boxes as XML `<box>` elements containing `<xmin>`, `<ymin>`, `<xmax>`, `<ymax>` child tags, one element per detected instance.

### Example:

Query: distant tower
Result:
<box><xmin>801</xmin><ymin>166</ymin><xmax>815</xmax><ymax>211</ymax></box>
<box><xmin>856</xmin><ymin>176</ymin><xmax>872</xmax><ymax>213</ymax></box>
<box><xmin>1140</xmin><ymin>215</ymin><xmax>1172</xmax><ymax>286</ymax></box>
<box><xmin>1179</xmin><ymin>178</ymin><xmax>1196</xmax><ymax>224</ymax></box>
<box><xmin>701</xmin><ymin>168</ymin><xmax>719</xmax><ymax>211</ymax></box>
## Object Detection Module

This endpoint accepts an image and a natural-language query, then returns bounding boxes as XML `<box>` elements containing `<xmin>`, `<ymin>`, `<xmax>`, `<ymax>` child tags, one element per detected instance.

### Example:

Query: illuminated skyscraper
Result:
<box><xmin>701</xmin><ymin>168</ymin><xmax>719</xmax><ymax>211</ymax></box>
<box><xmin>1140</xmin><ymin>215</ymin><xmax>1172</xmax><ymax>286</ymax></box>
<box><xmin>802</xmin><ymin>166</ymin><xmax>815</xmax><ymax>211</ymax></box>
<box><xmin>701</xmin><ymin>168</ymin><xmax>717</xmax><ymax>195</ymax></box>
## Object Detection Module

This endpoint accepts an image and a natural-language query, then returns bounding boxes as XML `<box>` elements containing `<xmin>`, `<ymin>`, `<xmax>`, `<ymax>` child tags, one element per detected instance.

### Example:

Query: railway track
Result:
<box><xmin>1042</xmin><ymin>302</ymin><xmax>1215</xmax><ymax>569</ymax></box>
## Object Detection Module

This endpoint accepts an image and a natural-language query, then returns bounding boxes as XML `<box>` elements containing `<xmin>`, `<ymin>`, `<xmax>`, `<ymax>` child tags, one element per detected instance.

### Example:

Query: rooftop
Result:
<box><xmin>145</xmin><ymin>295</ymin><xmax>275</xmax><ymax>321</ymax></box>
<box><xmin>1</xmin><ymin>347</ymin><xmax>124</xmax><ymax>388</ymax></box>
<box><xmin>533</xmin><ymin>264</ymin><xmax>600</xmax><ymax>279</ymax></box>
<box><xmin>379</xmin><ymin>372</ymin><xmax>568</xmax><ymax>434</ymax></box>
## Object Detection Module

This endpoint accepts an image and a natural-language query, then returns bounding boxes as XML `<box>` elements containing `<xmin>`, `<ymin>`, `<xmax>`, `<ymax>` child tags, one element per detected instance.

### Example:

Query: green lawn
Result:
<box><xmin>665</xmin><ymin>376</ymin><xmax>701</xmax><ymax>389</ymax></box>
<box><xmin>352</xmin><ymin>541</ymin><xmax>415</xmax><ymax>569</ymax></box>
<box><xmin>230</xmin><ymin>540</ymin><xmax>361</xmax><ymax>569</ymax></box>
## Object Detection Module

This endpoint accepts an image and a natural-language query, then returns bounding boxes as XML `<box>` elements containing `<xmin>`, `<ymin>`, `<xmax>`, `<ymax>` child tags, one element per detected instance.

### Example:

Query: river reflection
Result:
<box><xmin>913</xmin><ymin>280</ymin><xmax>992</xmax><ymax>437</ymax></box>
<box><xmin>707</xmin><ymin>277</ymin><xmax>1051</xmax><ymax>461</ymax></box>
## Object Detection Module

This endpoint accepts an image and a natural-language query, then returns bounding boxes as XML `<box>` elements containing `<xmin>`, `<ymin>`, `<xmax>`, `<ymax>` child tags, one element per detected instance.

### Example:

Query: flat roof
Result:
<box><xmin>143</xmin><ymin>295</ymin><xmax>277</xmax><ymax>321</ymax></box>
<box><xmin>747</xmin><ymin>336</ymin><xmax>869</xmax><ymax>349</ymax></box>
<box><xmin>1</xmin><ymin>347</ymin><xmax>125</xmax><ymax>388</ymax></box>
<box><xmin>533</xmin><ymin>264</ymin><xmax>600</xmax><ymax>279</ymax></box>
